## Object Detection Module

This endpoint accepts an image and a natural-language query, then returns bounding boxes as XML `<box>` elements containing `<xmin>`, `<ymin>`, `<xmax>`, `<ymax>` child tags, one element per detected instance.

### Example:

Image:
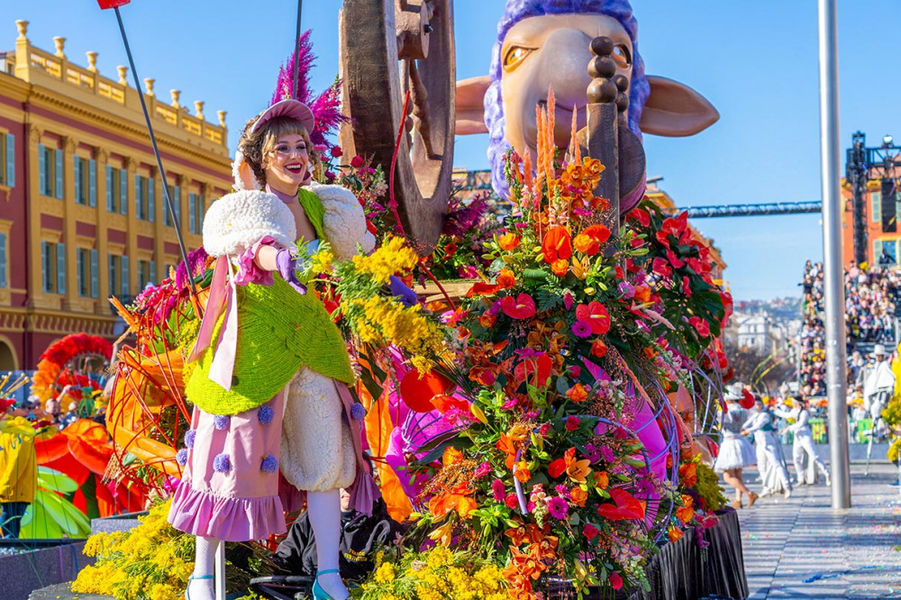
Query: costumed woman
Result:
<box><xmin>713</xmin><ymin>383</ymin><xmax>758</xmax><ymax>509</ymax></box>
<box><xmin>776</xmin><ymin>397</ymin><xmax>831</xmax><ymax>486</ymax></box>
<box><xmin>742</xmin><ymin>395</ymin><xmax>793</xmax><ymax>499</ymax></box>
<box><xmin>168</xmin><ymin>99</ymin><xmax>376</xmax><ymax>600</ymax></box>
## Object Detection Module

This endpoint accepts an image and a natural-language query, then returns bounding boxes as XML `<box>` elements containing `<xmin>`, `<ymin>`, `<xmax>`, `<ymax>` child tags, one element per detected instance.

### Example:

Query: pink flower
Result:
<box><xmin>583</xmin><ymin>523</ymin><xmax>599</xmax><ymax>540</ymax></box>
<box><xmin>505</xmin><ymin>493</ymin><xmax>519</xmax><ymax>509</ymax></box>
<box><xmin>350</xmin><ymin>155</ymin><xmax>364</xmax><ymax>168</ymax></box>
<box><xmin>492</xmin><ymin>479</ymin><xmax>506</xmax><ymax>501</ymax></box>
<box><xmin>474</xmin><ymin>461</ymin><xmax>491</xmax><ymax>479</ymax></box>
<box><xmin>547</xmin><ymin>496</ymin><xmax>569</xmax><ymax>519</ymax></box>
<box><xmin>329</xmin><ymin>145</ymin><xmax>343</xmax><ymax>158</ymax></box>
<box><xmin>500</xmin><ymin>293</ymin><xmax>537</xmax><ymax>319</ymax></box>
<box><xmin>565</xmin><ymin>416</ymin><xmax>581</xmax><ymax>432</ymax></box>
<box><xmin>571</xmin><ymin>320</ymin><xmax>592</xmax><ymax>338</ymax></box>
<box><xmin>618</xmin><ymin>281</ymin><xmax>635</xmax><ymax>299</ymax></box>
<box><xmin>609</xmin><ymin>572</ymin><xmax>624</xmax><ymax>590</ymax></box>
<box><xmin>689</xmin><ymin>316</ymin><xmax>710</xmax><ymax>338</ymax></box>
<box><xmin>564</xmin><ymin>292</ymin><xmax>574</xmax><ymax>310</ymax></box>
<box><xmin>568</xmin><ymin>365</ymin><xmax>582</xmax><ymax>378</ymax></box>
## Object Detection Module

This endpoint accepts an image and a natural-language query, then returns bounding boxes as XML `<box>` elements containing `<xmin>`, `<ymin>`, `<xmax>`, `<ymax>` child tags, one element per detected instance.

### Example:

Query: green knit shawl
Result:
<box><xmin>184</xmin><ymin>275</ymin><xmax>355</xmax><ymax>416</ymax></box>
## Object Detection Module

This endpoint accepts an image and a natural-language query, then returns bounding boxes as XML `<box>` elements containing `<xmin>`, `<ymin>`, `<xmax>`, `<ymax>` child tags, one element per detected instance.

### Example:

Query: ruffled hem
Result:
<box><xmin>167</xmin><ymin>479</ymin><xmax>286</xmax><ymax>542</ymax></box>
<box><xmin>234</xmin><ymin>235</ymin><xmax>276</xmax><ymax>286</ymax></box>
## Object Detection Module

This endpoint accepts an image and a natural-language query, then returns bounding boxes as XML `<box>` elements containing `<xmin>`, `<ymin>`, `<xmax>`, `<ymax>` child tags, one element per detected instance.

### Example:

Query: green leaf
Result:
<box><xmin>37</xmin><ymin>466</ymin><xmax>78</xmax><ymax>494</ymax></box>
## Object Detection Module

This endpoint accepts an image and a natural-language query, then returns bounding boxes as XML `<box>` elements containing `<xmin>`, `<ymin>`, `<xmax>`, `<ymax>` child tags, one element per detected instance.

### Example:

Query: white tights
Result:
<box><xmin>184</xmin><ymin>490</ymin><xmax>347</xmax><ymax>600</ymax></box>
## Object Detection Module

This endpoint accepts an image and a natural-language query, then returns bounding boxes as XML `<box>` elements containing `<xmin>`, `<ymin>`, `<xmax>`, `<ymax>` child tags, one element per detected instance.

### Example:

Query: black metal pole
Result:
<box><xmin>293</xmin><ymin>0</ymin><xmax>303</xmax><ymax>99</ymax></box>
<box><xmin>113</xmin><ymin>7</ymin><xmax>198</xmax><ymax>299</ymax></box>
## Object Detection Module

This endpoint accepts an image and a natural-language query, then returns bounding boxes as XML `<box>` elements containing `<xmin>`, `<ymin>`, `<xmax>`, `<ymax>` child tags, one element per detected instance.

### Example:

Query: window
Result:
<box><xmin>76</xmin><ymin>248</ymin><xmax>99</xmax><ymax>298</ymax></box>
<box><xmin>74</xmin><ymin>156</ymin><xmax>97</xmax><ymax>207</ymax></box>
<box><xmin>872</xmin><ymin>191</ymin><xmax>882</xmax><ymax>223</ymax></box>
<box><xmin>121</xmin><ymin>255</ymin><xmax>129</xmax><ymax>297</ymax></box>
<box><xmin>0</xmin><ymin>132</ymin><xmax>13</xmax><ymax>187</ymax></box>
<box><xmin>134</xmin><ymin>174</ymin><xmax>155</xmax><ymax>221</ymax></box>
<box><xmin>40</xmin><ymin>241</ymin><xmax>66</xmax><ymax>294</ymax></box>
<box><xmin>38</xmin><ymin>144</ymin><xmax>63</xmax><ymax>199</ymax></box>
<box><xmin>164</xmin><ymin>185</ymin><xmax>181</xmax><ymax>227</ymax></box>
<box><xmin>137</xmin><ymin>259</ymin><xmax>157</xmax><ymax>290</ymax></box>
<box><xmin>188</xmin><ymin>193</ymin><xmax>205</xmax><ymax>234</ymax></box>
<box><xmin>0</xmin><ymin>232</ymin><xmax>6</xmax><ymax>288</ymax></box>
<box><xmin>108</xmin><ymin>254</ymin><xmax>118</xmax><ymax>297</ymax></box>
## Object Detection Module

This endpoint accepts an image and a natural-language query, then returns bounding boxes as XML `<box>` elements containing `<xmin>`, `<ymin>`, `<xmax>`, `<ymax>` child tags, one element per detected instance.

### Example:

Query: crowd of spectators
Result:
<box><xmin>798</xmin><ymin>260</ymin><xmax>900</xmax><ymax>397</ymax></box>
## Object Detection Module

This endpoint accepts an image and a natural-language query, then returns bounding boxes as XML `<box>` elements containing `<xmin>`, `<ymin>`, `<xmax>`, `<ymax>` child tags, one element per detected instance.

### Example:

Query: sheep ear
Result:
<box><xmin>455</xmin><ymin>75</ymin><xmax>491</xmax><ymax>135</ymax></box>
<box><xmin>639</xmin><ymin>76</ymin><xmax>719</xmax><ymax>137</ymax></box>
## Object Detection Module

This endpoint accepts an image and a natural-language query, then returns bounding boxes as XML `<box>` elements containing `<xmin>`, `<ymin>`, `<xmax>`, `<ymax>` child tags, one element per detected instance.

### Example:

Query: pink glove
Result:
<box><xmin>275</xmin><ymin>248</ymin><xmax>307</xmax><ymax>295</ymax></box>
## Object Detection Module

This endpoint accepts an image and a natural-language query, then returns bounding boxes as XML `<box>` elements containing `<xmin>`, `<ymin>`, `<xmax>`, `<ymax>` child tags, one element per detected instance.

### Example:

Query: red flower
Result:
<box><xmin>652</xmin><ymin>257</ymin><xmax>672</xmax><ymax>278</ymax></box>
<box><xmin>629</xmin><ymin>207</ymin><xmax>650</xmax><ymax>227</ymax></box>
<box><xmin>548</xmin><ymin>457</ymin><xmax>567</xmax><ymax>479</ymax></box>
<box><xmin>591</xmin><ymin>339</ymin><xmax>608</xmax><ymax>358</ymax></box>
<box><xmin>350</xmin><ymin>155</ymin><xmax>364</xmax><ymax>168</ymax></box>
<box><xmin>444</xmin><ymin>242</ymin><xmax>458</xmax><ymax>257</ymax></box>
<box><xmin>505</xmin><ymin>493</ymin><xmax>520</xmax><ymax>509</ymax></box>
<box><xmin>595</xmin><ymin>488</ymin><xmax>645</xmax><ymax>521</ymax></box>
<box><xmin>501</xmin><ymin>294</ymin><xmax>537</xmax><ymax>319</ymax></box>
<box><xmin>688</xmin><ymin>316</ymin><xmax>710</xmax><ymax>338</ymax></box>
<box><xmin>665</xmin><ymin>248</ymin><xmax>685</xmax><ymax>268</ymax></box>
<box><xmin>565</xmin><ymin>416</ymin><xmax>580</xmax><ymax>431</ymax></box>
<box><xmin>681</xmin><ymin>276</ymin><xmax>692</xmax><ymax>298</ymax></box>
<box><xmin>583</xmin><ymin>523</ymin><xmax>599</xmax><ymax>541</ymax></box>
<box><xmin>329</xmin><ymin>145</ymin><xmax>343</xmax><ymax>158</ymax></box>
<box><xmin>514</xmin><ymin>353</ymin><xmax>553</xmax><ymax>389</ymax></box>
<box><xmin>466</xmin><ymin>282</ymin><xmax>501</xmax><ymax>297</ymax></box>
<box><xmin>574</xmin><ymin>301</ymin><xmax>610</xmax><ymax>335</ymax></box>
<box><xmin>609</xmin><ymin>572</ymin><xmax>624</xmax><ymax>590</ymax></box>
<box><xmin>542</xmin><ymin>227</ymin><xmax>572</xmax><ymax>264</ymax></box>
<box><xmin>661</xmin><ymin>212</ymin><xmax>688</xmax><ymax>237</ymax></box>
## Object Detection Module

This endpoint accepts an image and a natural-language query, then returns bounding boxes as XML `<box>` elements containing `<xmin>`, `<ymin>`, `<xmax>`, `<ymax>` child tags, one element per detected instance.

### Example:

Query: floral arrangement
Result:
<box><xmin>666</xmin><ymin>453</ymin><xmax>727</xmax><ymax>543</ymax></box>
<box><xmin>344</xmin><ymin>97</ymin><xmax>735</xmax><ymax>598</ymax></box>
<box><xmin>31</xmin><ymin>333</ymin><xmax>112</xmax><ymax>403</ymax></box>
<box><xmin>73</xmin><ymin>500</ymin><xmax>270</xmax><ymax>600</ymax></box>
<box><xmin>351</xmin><ymin>546</ymin><xmax>509</xmax><ymax>600</ymax></box>
<box><xmin>425</xmin><ymin>192</ymin><xmax>503</xmax><ymax>281</ymax></box>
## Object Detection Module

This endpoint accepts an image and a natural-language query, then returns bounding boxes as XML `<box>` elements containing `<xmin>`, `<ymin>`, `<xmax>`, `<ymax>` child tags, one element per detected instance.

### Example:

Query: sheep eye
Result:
<box><xmin>503</xmin><ymin>46</ymin><xmax>533</xmax><ymax>70</ymax></box>
<box><xmin>612</xmin><ymin>44</ymin><xmax>632</xmax><ymax>68</ymax></box>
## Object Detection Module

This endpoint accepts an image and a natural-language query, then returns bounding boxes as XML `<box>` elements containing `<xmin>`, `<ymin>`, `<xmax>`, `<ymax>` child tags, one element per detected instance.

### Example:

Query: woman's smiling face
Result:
<box><xmin>265</xmin><ymin>133</ymin><xmax>309</xmax><ymax>193</ymax></box>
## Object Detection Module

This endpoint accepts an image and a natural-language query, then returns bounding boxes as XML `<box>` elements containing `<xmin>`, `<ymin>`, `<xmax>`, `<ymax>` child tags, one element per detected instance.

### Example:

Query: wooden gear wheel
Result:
<box><xmin>339</xmin><ymin>0</ymin><xmax>456</xmax><ymax>253</ymax></box>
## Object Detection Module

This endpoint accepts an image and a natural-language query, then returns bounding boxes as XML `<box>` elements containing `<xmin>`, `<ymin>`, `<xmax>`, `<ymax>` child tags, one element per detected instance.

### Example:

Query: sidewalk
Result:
<box><xmin>737</xmin><ymin>463</ymin><xmax>901</xmax><ymax>599</ymax></box>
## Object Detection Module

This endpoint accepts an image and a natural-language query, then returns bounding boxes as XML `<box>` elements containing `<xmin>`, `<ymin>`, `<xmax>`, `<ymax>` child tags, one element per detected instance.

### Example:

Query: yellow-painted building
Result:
<box><xmin>0</xmin><ymin>20</ymin><xmax>232</xmax><ymax>369</ymax></box>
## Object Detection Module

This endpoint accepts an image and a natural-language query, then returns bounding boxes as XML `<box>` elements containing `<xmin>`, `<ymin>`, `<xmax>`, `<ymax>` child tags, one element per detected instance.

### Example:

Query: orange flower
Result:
<box><xmin>510</xmin><ymin>546</ymin><xmax>544</xmax><ymax>581</ymax></box>
<box><xmin>634</xmin><ymin>284</ymin><xmax>652</xmax><ymax>303</ymax></box>
<box><xmin>678</xmin><ymin>461</ymin><xmax>698</xmax><ymax>487</ymax></box>
<box><xmin>676</xmin><ymin>503</ymin><xmax>695</xmax><ymax>525</ymax></box>
<box><xmin>514</xmin><ymin>461</ymin><xmax>531</xmax><ymax>483</ymax></box>
<box><xmin>428</xmin><ymin>490</ymin><xmax>477</xmax><ymax>518</ymax></box>
<box><xmin>573</xmin><ymin>233</ymin><xmax>598</xmax><ymax>255</ymax></box>
<box><xmin>497</xmin><ymin>268</ymin><xmax>516</xmax><ymax>289</ymax></box>
<box><xmin>497</xmin><ymin>433</ymin><xmax>518</xmax><ymax>470</ymax></box>
<box><xmin>549</xmin><ymin>447</ymin><xmax>591</xmax><ymax>483</ymax></box>
<box><xmin>498</xmin><ymin>232</ymin><xmax>521</xmax><ymax>251</ymax></box>
<box><xmin>479</xmin><ymin>312</ymin><xmax>497</xmax><ymax>328</ymax></box>
<box><xmin>595</xmin><ymin>470</ymin><xmax>609</xmax><ymax>490</ymax></box>
<box><xmin>668</xmin><ymin>526</ymin><xmax>684</xmax><ymax>542</ymax></box>
<box><xmin>566</xmin><ymin>383</ymin><xmax>588</xmax><ymax>403</ymax></box>
<box><xmin>542</xmin><ymin>227</ymin><xmax>572</xmax><ymax>263</ymax></box>
<box><xmin>570</xmin><ymin>487</ymin><xmax>588</xmax><ymax>507</ymax></box>
<box><xmin>591</xmin><ymin>339</ymin><xmax>608</xmax><ymax>358</ymax></box>
<box><xmin>551</xmin><ymin>259</ymin><xmax>569</xmax><ymax>276</ymax></box>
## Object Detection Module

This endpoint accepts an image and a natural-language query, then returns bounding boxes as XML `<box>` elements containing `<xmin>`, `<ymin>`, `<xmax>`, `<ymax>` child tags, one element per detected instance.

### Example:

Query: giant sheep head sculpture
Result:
<box><xmin>456</xmin><ymin>0</ymin><xmax>719</xmax><ymax>203</ymax></box>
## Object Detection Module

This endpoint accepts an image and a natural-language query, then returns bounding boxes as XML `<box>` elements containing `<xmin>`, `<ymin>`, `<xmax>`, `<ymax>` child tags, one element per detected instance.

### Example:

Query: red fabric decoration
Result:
<box><xmin>739</xmin><ymin>389</ymin><xmax>755</xmax><ymax>410</ymax></box>
<box><xmin>400</xmin><ymin>370</ymin><xmax>452</xmax><ymax>413</ymax></box>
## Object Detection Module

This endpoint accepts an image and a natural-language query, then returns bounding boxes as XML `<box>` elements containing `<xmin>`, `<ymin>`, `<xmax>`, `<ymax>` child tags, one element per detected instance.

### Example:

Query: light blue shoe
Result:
<box><xmin>311</xmin><ymin>569</ymin><xmax>343</xmax><ymax>600</ymax></box>
<box><xmin>185</xmin><ymin>574</ymin><xmax>213</xmax><ymax>600</ymax></box>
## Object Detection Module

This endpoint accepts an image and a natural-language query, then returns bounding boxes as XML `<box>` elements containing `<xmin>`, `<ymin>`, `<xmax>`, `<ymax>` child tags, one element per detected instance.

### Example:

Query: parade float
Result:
<box><xmin>70</xmin><ymin>1</ymin><xmax>746</xmax><ymax>599</ymax></box>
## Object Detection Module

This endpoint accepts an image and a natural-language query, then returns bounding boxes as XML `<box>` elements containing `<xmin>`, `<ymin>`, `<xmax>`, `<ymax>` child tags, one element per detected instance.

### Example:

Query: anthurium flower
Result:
<box><xmin>595</xmin><ymin>488</ymin><xmax>645</xmax><ymax>520</ymax></box>
<box><xmin>513</xmin><ymin>353</ymin><xmax>553</xmax><ymax>389</ymax></box>
<box><xmin>665</xmin><ymin>248</ymin><xmax>685</xmax><ymax>268</ymax></box>
<box><xmin>688</xmin><ymin>316</ymin><xmax>711</xmax><ymax>338</ymax></box>
<box><xmin>542</xmin><ymin>227</ymin><xmax>572</xmax><ymax>263</ymax></box>
<box><xmin>501</xmin><ymin>293</ymin><xmax>537</xmax><ymax>319</ymax></box>
<box><xmin>574</xmin><ymin>301</ymin><xmax>610</xmax><ymax>335</ymax></box>
<box><xmin>628</xmin><ymin>207</ymin><xmax>650</xmax><ymax>227</ymax></box>
<box><xmin>652</xmin><ymin>257</ymin><xmax>672</xmax><ymax>278</ymax></box>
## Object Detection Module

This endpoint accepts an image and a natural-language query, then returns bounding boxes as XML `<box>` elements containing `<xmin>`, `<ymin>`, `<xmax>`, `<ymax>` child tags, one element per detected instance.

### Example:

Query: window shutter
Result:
<box><xmin>56</xmin><ymin>242</ymin><xmax>66</xmax><ymax>294</ymax></box>
<box><xmin>0</xmin><ymin>232</ymin><xmax>6</xmax><ymax>288</ymax></box>
<box><xmin>119</xmin><ymin>168</ymin><xmax>127</xmax><ymax>215</ymax></box>
<box><xmin>148</xmin><ymin>179</ymin><xmax>155</xmax><ymax>222</ymax></box>
<box><xmin>121</xmin><ymin>255</ymin><xmax>129</xmax><ymax>296</ymax></box>
<box><xmin>89</xmin><ymin>159</ymin><xmax>97</xmax><ymax>207</ymax></box>
<box><xmin>54</xmin><ymin>148</ymin><xmax>63</xmax><ymax>199</ymax></box>
<box><xmin>174</xmin><ymin>185</ymin><xmax>181</xmax><ymax>227</ymax></box>
<box><xmin>90</xmin><ymin>249</ymin><xmax>99</xmax><ymax>298</ymax></box>
<box><xmin>73</xmin><ymin>156</ymin><xmax>82</xmax><ymax>204</ymax></box>
<box><xmin>76</xmin><ymin>248</ymin><xmax>84</xmax><ymax>296</ymax></box>
<box><xmin>188</xmin><ymin>193</ymin><xmax>196</xmax><ymax>233</ymax></box>
<box><xmin>149</xmin><ymin>260</ymin><xmax>156</xmax><ymax>284</ymax></box>
<box><xmin>134</xmin><ymin>174</ymin><xmax>141</xmax><ymax>219</ymax></box>
<box><xmin>106</xmin><ymin>166</ymin><xmax>114</xmax><ymax>212</ymax></box>
<box><xmin>5</xmin><ymin>133</ymin><xmax>14</xmax><ymax>187</ymax></box>
<box><xmin>108</xmin><ymin>254</ymin><xmax>116</xmax><ymax>297</ymax></box>
<box><xmin>41</xmin><ymin>242</ymin><xmax>50</xmax><ymax>292</ymax></box>
<box><xmin>38</xmin><ymin>145</ymin><xmax>46</xmax><ymax>195</ymax></box>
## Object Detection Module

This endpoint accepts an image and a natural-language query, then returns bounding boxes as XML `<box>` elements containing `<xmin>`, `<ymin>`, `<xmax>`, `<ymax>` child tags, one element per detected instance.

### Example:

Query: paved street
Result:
<box><xmin>737</xmin><ymin>463</ymin><xmax>901</xmax><ymax>599</ymax></box>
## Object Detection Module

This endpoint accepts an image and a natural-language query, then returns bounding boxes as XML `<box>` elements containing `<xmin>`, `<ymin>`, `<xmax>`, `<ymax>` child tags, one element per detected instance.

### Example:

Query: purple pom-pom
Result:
<box><xmin>261</xmin><ymin>455</ymin><xmax>279</xmax><ymax>473</ymax></box>
<box><xmin>258</xmin><ymin>405</ymin><xmax>274</xmax><ymax>425</ymax></box>
<box><xmin>350</xmin><ymin>402</ymin><xmax>367</xmax><ymax>421</ymax></box>
<box><xmin>176</xmin><ymin>448</ymin><xmax>189</xmax><ymax>466</ymax></box>
<box><xmin>214</xmin><ymin>415</ymin><xmax>230</xmax><ymax>430</ymax></box>
<box><xmin>213</xmin><ymin>453</ymin><xmax>231</xmax><ymax>473</ymax></box>
<box><xmin>184</xmin><ymin>429</ymin><xmax>196</xmax><ymax>449</ymax></box>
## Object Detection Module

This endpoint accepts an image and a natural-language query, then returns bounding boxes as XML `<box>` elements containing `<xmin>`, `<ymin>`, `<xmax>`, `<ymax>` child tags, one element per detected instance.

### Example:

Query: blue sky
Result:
<box><xmin>3</xmin><ymin>1</ymin><xmax>900</xmax><ymax>301</ymax></box>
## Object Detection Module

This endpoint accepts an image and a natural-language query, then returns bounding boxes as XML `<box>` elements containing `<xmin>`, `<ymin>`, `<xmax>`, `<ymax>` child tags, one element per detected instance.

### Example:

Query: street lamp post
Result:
<box><xmin>817</xmin><ymin>0</ymin><xmax>851</xmax><ymax>509</ymax></box>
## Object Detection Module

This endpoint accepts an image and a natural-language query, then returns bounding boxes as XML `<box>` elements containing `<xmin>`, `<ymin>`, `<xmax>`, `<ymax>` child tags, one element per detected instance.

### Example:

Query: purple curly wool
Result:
<box><xmin>175</xmin><ymin>448</ymin><xmax>188</xmax><ymax>466</ymax></box>
<box><xmin>214</xmin><ymin>414</ymin><xmax>230</xmax><ymax>431</ymax></box>
<box><xmin>213</xmin><ymin>453</ymin><xmax>231</xmax><ymax>473</ymax></box>
<box><xmin>261</xmin><ymin>454</ymin><xmax>279</xmax><ymax>473</ymax></box>
<box><xmin>258</xmin><ymin>405</ymin><xmax>274</xmax><ymax>425</ymax></box>
<box><xmin>485</xmin><ymin>0</ymin><xmax>650</xmax><ymax>197</ymax></box>
<box><xmin>184</xmin><ymin>429</ymin><xmax>196</xmax><ymax>449</ymax></box>
<box><xmin>350</xmin><ymin>402</ymin><xmax>367</xmax><ymax>422</ymax></box>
